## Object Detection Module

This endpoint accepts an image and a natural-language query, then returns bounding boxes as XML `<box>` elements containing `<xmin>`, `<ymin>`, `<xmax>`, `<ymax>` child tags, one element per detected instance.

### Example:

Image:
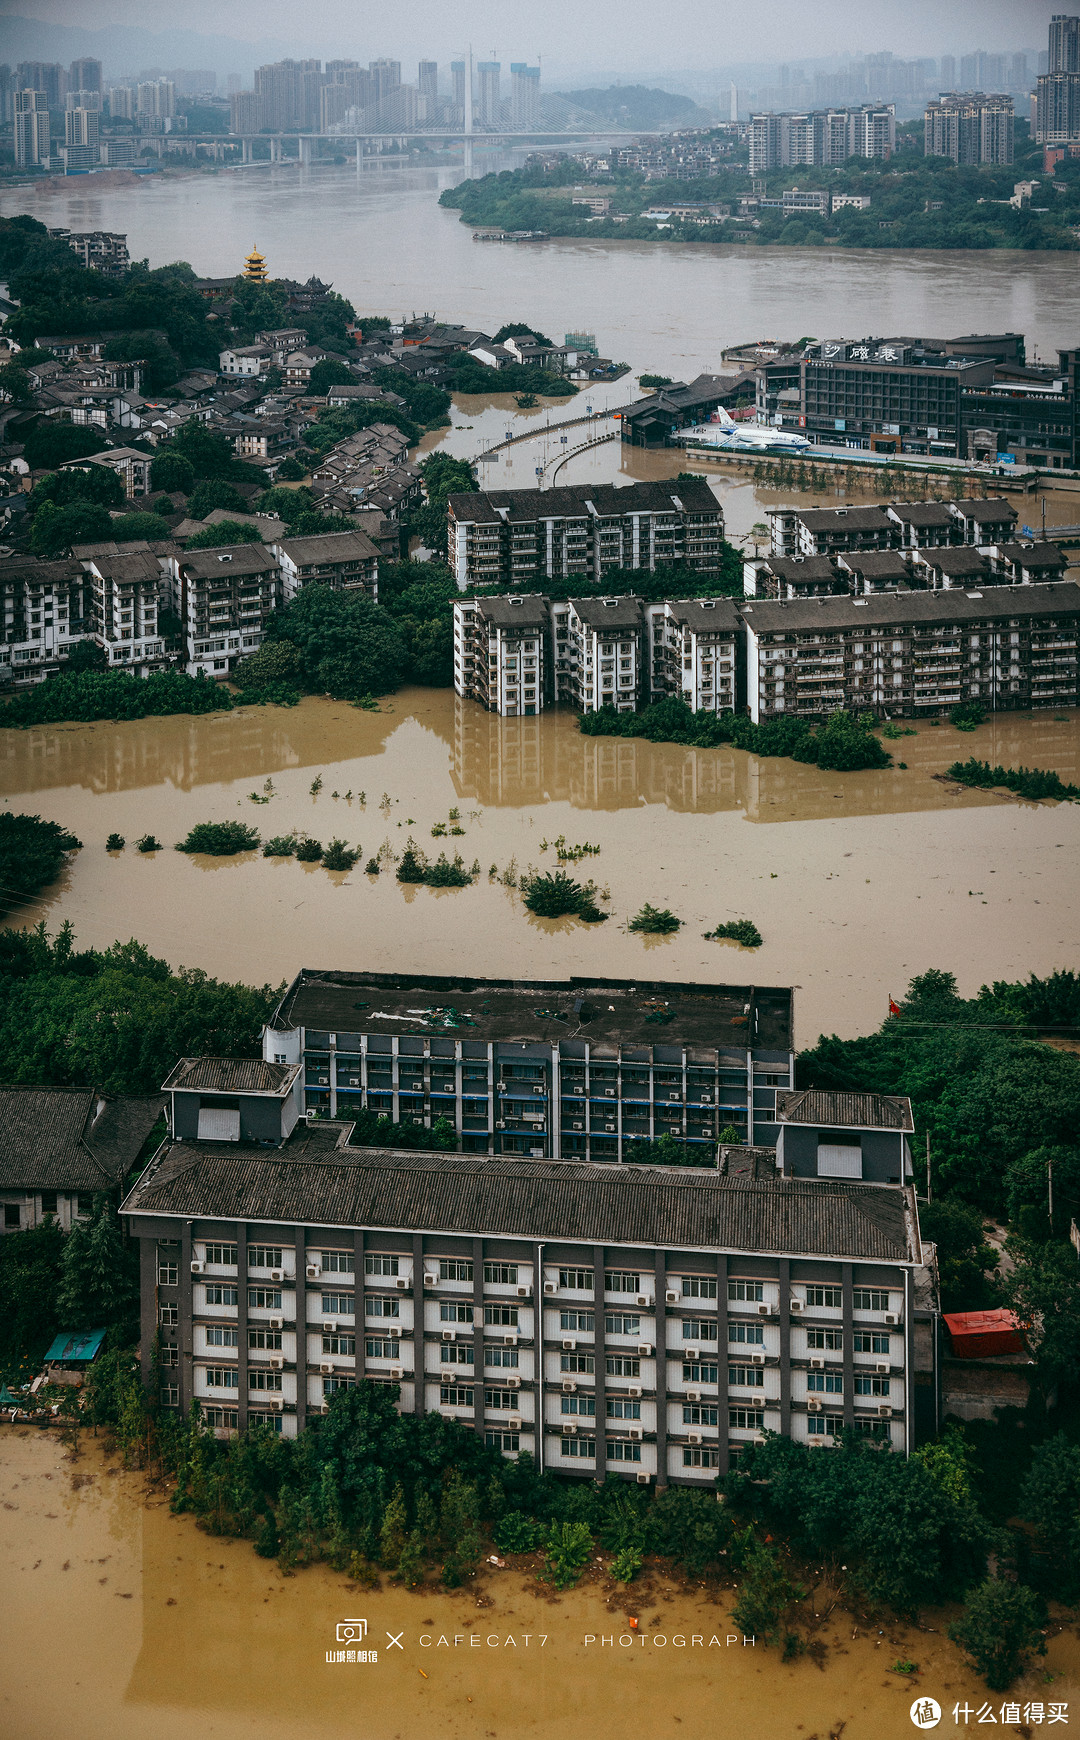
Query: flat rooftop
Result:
<box><xmin>270</xmin><ymin>971</ymin><xmax>795</xmax><ymax>1054</ymax></box>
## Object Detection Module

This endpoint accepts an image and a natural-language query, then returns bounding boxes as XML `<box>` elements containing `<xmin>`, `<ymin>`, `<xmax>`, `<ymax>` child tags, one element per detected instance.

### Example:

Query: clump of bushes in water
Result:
<box><xmin>397</xmin><ymin>839</ymin><xmax>474</xmax><ymax>887</ymax></box>
<box><xmin>945</xmin><ymin>758</ymin><xmax>1080</xmax><ymax>803</ymax></box>
<box><xmin>950</xmin><ymin>701</ymin><xmax>986</xmax><ymax>732</ymax></box>
<box><xmin>627</xmin><ymin>904</ymin><xmax>680</xmax><ymax>935</ymax></box>
<box><xmin>579</xmin><ymin>698</ymin><xmax>892</xmax><ymax>773</ymax></box>
<box><xmin>705</xmin><ymin>919</ymin><xmax>763</xmax><ymax>948</ymax></box>
<box><xmin>0</xmin><ymin>668</ymin><xmax>236</xmax><ymax>728</ymax></box>
<box><xmin>0</xmin><ymin>812</ymin><xmax>82</xmax><ymax>917</ymax></box>
<box><xmin>322</xmin><ymin>839</ymin><xmax>359</xmax><ymax>871</ymax></box>
<box><xmin>263</xmin><ymin>835</ymin><xmax>297</xmax><ymax>857</ymax></box>
<box><xmin>295</xmin><ymin>838</ymin><xmax>324</xmax><ymax>862</ymax></box>
<box><xmin>519</xmin><ymin>869</ymin><xmax>607</xmax><ymax>921</ymax></box>
<box><xmin>176</xmin><ymin>821</ymin><xmax>261</xmax><ymax>855</ymax></box>
<box><xmin>135</xmin><ymin>834</ymin><xmax>161</xmax><ymax>853</ymax></box>
<box><xmin>106</xmin><ymin>833</ymin><xmax>125</xmax><ymax>852</ymax></box>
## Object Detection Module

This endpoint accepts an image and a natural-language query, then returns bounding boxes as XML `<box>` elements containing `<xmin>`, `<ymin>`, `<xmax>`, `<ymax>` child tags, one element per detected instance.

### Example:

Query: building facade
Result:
<box><xmin>263</xmin><ymin>969</ymin><xmax>795</xmax><ymax>1158</ymax></box>
<box><xmin>171</xmin><ymin>544</ymin><xmax>282</xmax><ymax>677</ymax></box>
<box><xmin>800</xmin><ymin>339</ymin><xmax>997</xmax><ymax>457</ymax></box>
<box><xmin>271</xmin><ymin>530</ymin><xmax>379</xmax><ymax>601</ymax></box>
<box><xmin>1</xmin><ymin>1084</ymin><xmax>163</xmax><ymax>1235</ymax></box>
<box><xmin>446</xmin><ymin>481</ymin><xmax>725</xmax><ymax>590</ymax></box>
<box><xmin>122</xmin><ymin>1090</ymin><xmax>933</xmax><ymax>1475</ymax></box>
<box><xmin>748</xmin><ymin>104</ymin><xmax>895</xmax><ymax>172</ymax></box>
<box><xmin>743</xmin><ymin>582</ymin><xmax>1080</xmax><ymax>721</ymax></box>
<box><xmin>1037</xmin><ymin>14</ymin><xmax>1080</xmax><ymax>142</ymax></box>
<box><xmin>924</xmin><ymin>92</ymin><xmax>1014</xmax><ymax>165</ymax></box>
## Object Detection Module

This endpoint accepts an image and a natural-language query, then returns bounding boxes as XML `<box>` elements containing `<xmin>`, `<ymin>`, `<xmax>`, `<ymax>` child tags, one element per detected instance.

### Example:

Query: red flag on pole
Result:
<box><xmin>888</xmin><ymin>996</ymin><xmax>901</xmax><ymax>1016</ymax></box>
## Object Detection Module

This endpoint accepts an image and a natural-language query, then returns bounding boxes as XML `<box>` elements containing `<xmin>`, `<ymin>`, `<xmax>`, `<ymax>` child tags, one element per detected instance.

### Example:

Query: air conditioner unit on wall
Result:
<box><xmin>750</xmin><ymin>1352</ymin><xmax>765</xmax><ymax>1366</ymax></box>
<box><xmin>190</xmin><ymin>1260</ymin><xmax>204</xmax><ymax>1274</ymax></box>
<box><xmin>396</xmin><ymin>1277</ymin><xmax>408</xmax><ymax>1290</ymax></box>
<box><xmin>544</xmin><ymin>1281</ymin><xmax>557</xmax><ymax>1295</ymax></box>
<box><xmin>789</xmin><ymin>1299</ymin><xmax>803</xmax><ymax>1312</ymax></box>
<box><xmin>269</xmin><ymin>1316</ymin><xmax>283</xmax><ymax>1330</ymax></box>
<box><xmin>757</xmin><ymin>1303</ymin><xmax>770</xmax><ymax>1316</ymax></box>
<box><xmin>270</xmin><ymin>1269</ymin><xmax>283</xmax><ymax>1283</ymax></box>
<box><xmin>320</xmin><ymin>1361</ymin><xmax>333</xmax><ymax>1374</ymax></box>
<box><xmin>884</xmin><ymin>1312</ymin><xmax>899</xmax><ymax>1325</ymax></box>
<box><xmin>665</xmin><ymin>1289</ymin><xmax>679</xmax><ymax>1304</ymax></box>
<box><xmin>810</xmin><ymin>1356</ymin><xmax>825</xmax><ymax>1369</ymax></box>
<box><xmin>269</xmin><ymin>1355</ymin><xmax>284</xmax><ymax>1371</ymax></box>
<box><xmin>878</xmin><ymin>1404</ymin><xmax>893</xmax><ymax>1418</ymax></box>
<box><xmin>876</xmin><ymin>1361</ymin><xmax>890</xmax><ymax>1374</ymax></box>
<box><xmin>562</xmin><ymin>1379</ymin><xmax>576</xmax><ymax>1394</ymax></box>
<box><xmin>442</xmin><ymin>1329</ymin><xmax>455</xmax><ymax>1341</ymax></box>
<box><xmin>638</xmin><ymin>1343</ymin><xmax>653</xmax><ymax>1357</ymax></box>
<box><xmin>561</xmin><ymin>1337</ymin><xmax>576</xmax><ymax>1351</ymax></box>
<box><xmin>636</xmin><ymin>1471</ymin><xmax>651</xmax><ymax>1486</ymax></box>
<box><xmin>807</xmin><ymin>1399</ymin><xmax>822</xmax><ymax>1413</ymax></box>
<box><xmin>306</xmin><ymin>1263</ymin><xmax>321</xmax><ymax>1280</ymax></box>
<box><xmin>687</xmin><ymin>1431</ymin><xmax>703</xmax><ymax>1445</ymax></box>
<box><xmin>627</xmin><ymin>1385</ymin><xmax>642</xmax><ymax>1399</ymax></box>
<box><xmin>685</xmin><ymin>1389</ymin><xmax>700</xmax><ymax>1403</ymax></box>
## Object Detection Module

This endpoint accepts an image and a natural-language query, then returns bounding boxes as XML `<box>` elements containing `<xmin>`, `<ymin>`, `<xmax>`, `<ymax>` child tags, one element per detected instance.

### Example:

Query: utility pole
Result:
<box><xmin>926</xmin><ymin>1130</ymin><xmax>931</xmax><ymax>1202</ymax></box>
<box><xmin>1048</xmin><ymin>1151</ymin><xmax>1054</xmax><ymax>1231</ymax></box>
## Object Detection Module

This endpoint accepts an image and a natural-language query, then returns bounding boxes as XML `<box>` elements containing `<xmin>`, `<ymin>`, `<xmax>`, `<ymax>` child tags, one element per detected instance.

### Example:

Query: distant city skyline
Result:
<box><xmin>0</xmin><ymin>1</ymin><xmax>1062</xmax><ymax>86</ymax></box>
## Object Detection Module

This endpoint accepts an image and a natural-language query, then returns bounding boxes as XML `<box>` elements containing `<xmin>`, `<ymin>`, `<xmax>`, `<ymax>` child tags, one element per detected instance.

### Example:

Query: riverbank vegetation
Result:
<box><xmin>397</xmin><ymin>838</ymin><xmax>475</xmax><ymax>887</ymax></box>
<box><xmin>627</xmin><ymin>903</ymin><xmax>681</xmax><ymax>935</ymax></box>
<box><xmin>579</xmin><ymin>697</ymin><xmax>892</xmax><ymax>772</ymax></box>
<box><xmin>945</xmin><ymin>757</ymin><xmax>1080</xmax><ymax>803</ymax></box>
<box><xmin>0</xmin><ymin>668</ymin><xmax>235</xmax><ymax>728</ymax></box>
<box><xmin>175</xmin><ymin>821</ymin><xmax>261</xmax><ymax>855</ymax></box>
<box><xmin>0</xmin><ymin>812</ymin><xmax>82</xmax><ymax>917</ymax></box>
<box><xmin>704</xmin><ymin>919</ymin><xmax>763</xmax><ymax>948</ymax></box>
<box><xmin>520</xmin><ymin>868</ymin><xmax>608</xmax><ymax>922</ymax></box>
<box><xmin>440</xmin><ymin>125</ymin><xmax>1079</xmax><ymax>253</ymax></box>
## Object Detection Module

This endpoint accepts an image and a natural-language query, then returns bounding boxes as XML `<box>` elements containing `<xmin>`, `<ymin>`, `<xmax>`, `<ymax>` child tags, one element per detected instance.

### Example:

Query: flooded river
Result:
<box><xmin>2</xmin><ymin>690</ymin><xmax>1078</xmax><ymax>1043</ymax></box>
<box><xmin>4</xmin><ymin>1429</ymin><xmax>1077</xmax><ymax>1740</ymax></box>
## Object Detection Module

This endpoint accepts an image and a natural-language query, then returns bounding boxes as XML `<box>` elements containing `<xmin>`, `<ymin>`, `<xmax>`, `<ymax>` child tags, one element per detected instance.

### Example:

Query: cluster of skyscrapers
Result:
<box><xmin>1035</xmin><ymin>14</ymin><xmax>1080</xmax><ymax>146</ymax></box>
<box><xmin>7</xmin><ymin>57</ymin><xmax>185</xmax><ymax>169</ymax></box>
<box><xmin>233</xmin><ymin>56</ymin><xmax>541</xmax><ymax>135</ymax></box>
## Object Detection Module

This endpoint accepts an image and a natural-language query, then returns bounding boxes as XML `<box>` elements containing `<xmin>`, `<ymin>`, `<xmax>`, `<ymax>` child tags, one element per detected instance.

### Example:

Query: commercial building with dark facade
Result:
<box><xmin>122</xmin><ymin>1079</ymin><xmax>935</xmax><ymax>1476</ymax></box>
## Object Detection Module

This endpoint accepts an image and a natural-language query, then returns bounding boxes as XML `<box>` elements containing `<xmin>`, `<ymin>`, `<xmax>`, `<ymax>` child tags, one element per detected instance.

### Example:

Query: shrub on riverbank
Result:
<box><xmin>705</xmin><ymin>919</ymin><xmax>763</xmax><ymax>948</ymax></box>
<box><xmin>627</xmin><ymin>904</ymin><xmax>681</xmax><ymax>935</ymax></box>
<box><xmin>397</xmin><ymin>839</ymin><xmax>474</xmax><ymax>887</ymax></box>
<box><xmin>176</xmin><ymin>821</ymin><xmax>261</xmax><ymax>855</ymax></box>
<box><xmin>579</xmin><ymin>698</ymin><xmax>892</xmax><ymax>773</ymax></box>
<box><xmin>0</xmin><ymin>668</ymin><xmax>234</xmax><ymax>729</ymax></box>
<box><xmin>0</xmin><ymin>812</ymin><xmax>81</xmax><ymax>917</ymax></box>
<box><xmin>520</xmin><ymin>869</ymin><xmax>607</xmax><ymax>921</ymax></box>
<box><xmin>945</xmin><ymin>757</ymin><xmax>1080</xmax><ymax>802</ymax></box>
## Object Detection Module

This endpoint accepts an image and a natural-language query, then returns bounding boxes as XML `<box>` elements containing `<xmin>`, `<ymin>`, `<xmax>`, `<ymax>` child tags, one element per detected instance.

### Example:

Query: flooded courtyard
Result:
<box><xmin>1</xmin><ymin>691</ymin><xmax>1077</xmax><ymax>1042</ymax></box>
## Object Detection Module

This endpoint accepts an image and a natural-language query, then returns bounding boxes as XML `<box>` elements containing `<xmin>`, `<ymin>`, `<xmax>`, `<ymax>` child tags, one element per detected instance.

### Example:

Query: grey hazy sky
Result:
<box><xmin>0</xmin><ymin>0</ymin><xmax>1058</xmax><ymax>71</ymax></box>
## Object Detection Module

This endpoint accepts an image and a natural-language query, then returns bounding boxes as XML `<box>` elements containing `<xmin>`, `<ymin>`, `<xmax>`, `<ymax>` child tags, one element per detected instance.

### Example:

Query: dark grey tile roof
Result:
<box><xmin>446</xmin><ymin>478</ymin><xmax>720</xmax><ymax>528</ymax></box>
<box><xmin>472</xmin><ymin>594</ymin><xmax>550</xmax><ymax>629</ymax></box>
<box><xmin>666</xmin><ymin>597</ymin><xmax>743</xmax><ymax>632</ymax></box>
<box><xmin>0</xmin><ymin>1086</ymin><xmax>164</xmax><ymax>1191</ymax></box>
<box><xmin>917</xmin><ymin>547</ymin><xmax>990</xmax><ymax>576</ymax></box>
<box><xmin>87</xmin><ymin>551</ymin><xmax>163</xmax><ymax>582</ymax></box>
<box><xmin>835</xmin><ymin>551</ymin><xmax>912</xmax><ymax>578</ymax></box>
<box><xmin>954</xmin><ymin>499</ymin><xmax>1016</xmax><ymax>522</ymax></box>
<box><xmin>887</xmin><ymin>502</ymin><xmax>954</xmax><ymax>527</ymax></box>
<box><xmin>569</xmin><ymin>596</ymin><xmax>644</xmax><ymax>629</ymax></box>
<box><xmin>179</xmin><ymin>546</ymin><xmax>278</xmax><ymax>579</ymax></box>
<box><xmin>274</xmin><ymin>530</ymin><xmax>378</xmax><ymax>563</ymax></box>
<box><xmin>123</xmin><ymin>1142</ymin><xmax>916</xmax><ymax>1262</ymax></box>
<box><xmin>767</xmin><ymin>555</ymin><xmax>838</xmax><ymax>583</ymax></box>
<box><xmin>162</xmin><ymin>1058</ymin><xmax>299</xmax><ymax>1096</ymax></box>
<box><xmin>741</xmin><ymin>582</ymin><xmax>1080</xmax><ymax>635</ymax></box>
<box><xmin>796</xmin><ymin>507</ymin><xmax>895</xmax><ymax>533</ymax></box>
<box><xmin>776</xmin><ymin>1090</ymin><xmax>914</xmax><ymax>1133</ymax></box>
<box><xmin>998</xmin><ymin>542</ymin><xmax>1068</xmax><ymax>570</ymax></box>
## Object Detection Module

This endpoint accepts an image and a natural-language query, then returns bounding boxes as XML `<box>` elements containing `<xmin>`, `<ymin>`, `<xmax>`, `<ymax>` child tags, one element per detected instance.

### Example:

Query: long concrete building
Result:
<box><xmin>446</xmin><ymin>480</ymin><xmax>726</xmax><ymax>591</ymax></box>
<box><xmin>121</xmin><ymin>1017</ymin><xmax>935</xmax><ymax>1477</ymax></box>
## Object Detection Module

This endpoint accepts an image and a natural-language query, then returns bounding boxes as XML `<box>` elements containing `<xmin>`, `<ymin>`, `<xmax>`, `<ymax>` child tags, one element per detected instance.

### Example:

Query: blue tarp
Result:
<box><xmin>42</xmin><ymin>1329</ymin><xmax>107</xmax><ymax>1364</ymax></box>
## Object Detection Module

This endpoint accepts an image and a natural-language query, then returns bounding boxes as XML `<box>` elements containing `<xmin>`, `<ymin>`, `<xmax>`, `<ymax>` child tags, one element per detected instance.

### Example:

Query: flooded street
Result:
<box><xmin>2</xmin><ymin>691</ymin><xmax>1077</xmax><ymax>1042</ymax></box>
<box><xmin>4</xmin><ymin>1429</ymin><xmax>1076</xmax><ymax>1740</ymax></box>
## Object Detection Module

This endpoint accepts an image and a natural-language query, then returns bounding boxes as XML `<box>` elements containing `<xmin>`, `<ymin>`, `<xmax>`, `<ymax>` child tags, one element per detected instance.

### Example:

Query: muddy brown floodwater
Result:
<box><xmin>1</xmin><ymin>690</ymin><xmax>1078</xmax><ymax>1041</ymax></box>
<box><xmin>3</xmin><ymin>1429</ymin><xmax>1078</xmax><ymax>1740</ymax></box>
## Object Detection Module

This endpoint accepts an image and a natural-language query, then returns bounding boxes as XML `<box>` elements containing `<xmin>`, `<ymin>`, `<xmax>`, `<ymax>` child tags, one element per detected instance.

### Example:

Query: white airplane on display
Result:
<box><xmin>678</xmin><ymin>406</ymin><xmax>813</xmax><ymax>453</ymax></box>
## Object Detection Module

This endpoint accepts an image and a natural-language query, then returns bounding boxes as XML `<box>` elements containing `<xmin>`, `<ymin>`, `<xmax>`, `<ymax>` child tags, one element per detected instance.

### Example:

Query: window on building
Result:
<box><xmin>485</xmin><ymin>1388</ymin><xmax>517</xmax><ymax>1410</ymax></box>
<box><xmin>484</xmin><ymin>1262</ymin><xmax>518</xmax><ymax>1285</ymax></box>
<box><xmin>606</xmin><ymin>1355</ymin><xmax>640</xmax><ymax>1377</ymax></box>
<box><xmin>39</xmin><ymin>1192</ymin><xmax>58</xmax><ymax>1216</ymax></box>
<box><xmin>486</xmin><ymin>1346</ymin><xmax>519</xmax><ymax>1368</ymax></box>
<box><xmin>366</xmin><ymin>1254</ymin><xmax>400</xmax><ymax>1277</ymax></box>
<box><xmin>559</xmin><ymin>1267</ymin><xmax>593</xmax><ymax>1290</ymax></box>
<box><xmin>560</xmin><ymin>1352</ymin><xmax>595</xmax><ymax>1373</ymax></box>
<box><xmin>852</xmin><ymin>1288</ymin><xmax>892</xmax><ymax>1312</ymax></box>
<box><xmin>728</xmin><ymin>1364</ymin><xmax>765</xmax><ymax>1388</ymax></box>
<box><xmin>729</xmin><ymin>1407</ymin><xmax>764</xmax><ymax>1430</ymax></box>
<box><xmin>204</xmin><ymin>1244</ymin><xmax>237</xmax><ymax>1266</ymax></box>
<box><xmin>683</xmin><ymin>1362</ymin><xmax>719</xmax><ymax>1383</ymax></box>
<box><xmin>365</xmin><ymin>1337</ymin><xmax>401</xmax><ymax>1359</ymax></box>
<box><xmin>807</xmin><ymin>1328</ymin><xmax>843</xmax><ymax>1350</ymax></box>
<box><xmin>249</xmin><ymin>1369</ymin><xmax>283</xmax><ymax>1391</ymax></box>
<box><xmin>248</xmin><ymin>1246</ymin><xmax>283</xmax><ymax>1269</ymax></box>
<box><xmin>805</xmin><ymin>1285</ymin><xmax>843</xmax><ymax>1308</ymax></box>
<box><xmin>366</xmin><ymin>1297</ymin><xmax>399</xmax><ymax>1318</ymax></box>
<box><xmin>561</xmin><ymin>1438</ymin><xmax>596</xmax><ymax>1458</ymax></box>
<box><xmin>683</xmin><ymin>1446</ymin><xmax>721</xmax><ymax>1468</ymax></box>
<box><xmin>485</xmin><ymin>1430</ymin><xmax>520</xmax><ymax>1452</ymax></box>
<box><xmin>441</xmin><ymin>1302</ymin><xmax>474</xmax><ymax>1323</ymax></box>
<box><xmin>157</xmin><ymin>1261</ymin><xmax>179</xmax><ymax>1286</ymax></box>
<box><xmin>248</xmin><ymin>1329</ymin><xmax>282</xmax><ymax>1350</ymax></box>
<box><xmin>683</xmin><ymin>1403</ymin><xmax>720</xmax><ymax>1425</ymax></box>
<box><xmin>682</xmin><ymin>1319</ymin><xmax>718</xmax><ymax>1341</ymax></box>
<box><xmin>808</xmin><ymin>1371</ymin><xmax>844</xmax><ymax>1394</ymax></box>
<box><xmin>205</xmin><ymin>1327</ymin><xmax>239</xmax><ymax>1347</ymax></box>
<box><xmin>561</xmin><ymin>1310</ymin><xmax>594</xmax><ymax>1331</ymax></box>
<box><xmin>854</xmin><ymin>1375</ymin><xmax>890</xmax><ymax>1397</ymax></box>
<box><xmin>440</xmin><ymin>1344</ymin><xmax>474</xmax><ymax>1364</ymax></box>
<box><xmin>160</xmin><ymin>1384</ymin><xmax>179</xmax><ymax>1407</ymax></box>
<box><xmin>604</xmin><ymin>1271</ymin><xmax>640</xmax><ymax>1293</ymax></box>
<box><xmin>728</xmin><ymin>1279</ymin><xmax>764</xmax><ymax>1302</ymax></box>
<box><xmin>440</xmin><ymin>1258</ymin><xmax>473</xmax><ymax>1281</ymax></box>
<box><xmin>160</xmin><ymin>1343</ymin><xmax>179</xmax><ymax>1366</ymax></box>
<box><xmin>605</xmin><ymin>1313</ymin><xmax>641</xmax><ymax>1335</ymax></box>
<box><xmin>608</xmin><ymin>1440</ymin><xmax>642</xmax><ymax>1462</ymax></box>
<box><xmin>484</xmin><ymin>1303</ymin><xmax>519</xmax><ymax>1326</ymax></box>
<box><xmin>205</xmin><ymin>1367</ymin><xmax>239</xmax><ymax>1388</ymax></box>
<box><xmin>441</xmin><ymin>1385</ymin><xmax>474</xmax><ymax>1407</ymax></box>
<box><xmin>207</xmin><ymin>1285</ymin><xmax>240</xmax><ymax>1306</ymax></box>
<box><xmin>807</xmin><ymin>1414</ymin><xmax>845</xmax><ymax>1437</ymax></box>
<box><xmin>681</xmin><ymin>1276</ymin><xmax>718</xmax><ymax>1299</ymax></box>
<box><xmin>608</xmin><ymin>1397</ymin><xmax>641</xmax><ymax>1419</ymax></box>
<box><xmin>321</xmin><ymin>1250</ymin><xmax>354</xmax><ymax>1273</ymax></box>
<box><xmin>853</xmin><ymin>1331</ymin><xmax>890</xmax><ymax>1354</ymax></box>
<box><xmin>159</xmin><ymin>1305</ymin><xmax>179</xmax><ymax>1326</ymax></box>
<box><xmin>323</xmin><ymin>1376</ymin><xmax>356</xmax><ymax>1395</ymax></box>
<box><xmin>322</xmin><ymin>1334</ymin><xmax>356</xmax><ymax>1355</ymax></box>
<box><xmin>728</xmin><ymin>1322</ymin><xmax>764</xmax><ymax>1345</ymax></box>
<box><xmin>320</xmin><ymin>1293</ymin><xmax>354</xmax><ymax>1314</ymax></box>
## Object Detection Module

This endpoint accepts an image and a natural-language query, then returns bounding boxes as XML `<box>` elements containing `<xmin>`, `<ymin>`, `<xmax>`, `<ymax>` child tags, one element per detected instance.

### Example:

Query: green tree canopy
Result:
<box><xmin>263</xmin><ymin>585</ymin><xmax>408</xmax><ymax>699</ymax></box>
<box><xmin>187</xmin><ymin>477</ymin><xmax>247</xmax><ymax>518</ymax></box>
<box><xmin>23</xmin><ymin>421</ymin><xmax>107</xmax><ymax>472</ymax></box>
<box><xmin>149</xmin><ymin>450</ymin><xmax>196</xmax><ymax>494</ymax></box>
<box><xmin>28</xmin><ymin>466</ymin><xmax>125</xmax><ymax>514</ymax></box>
<box><xmin>308</xmin><ymin>357</ymin><xmax>355</xmax><ymax>396</ymax></box>
<box><xmin>185</xmin><ymin>519</ymin><xmax>263</xmax><ymax>549</ymax></box>
<box><xmin>112</xmin><ymin>511</ymin><xmax>173</xmax><ymax>543</ymax></box>
<box><xmin>29</xmin><ymin>499</ymin><xmax>112</xmax><ymax>557</ymax></box>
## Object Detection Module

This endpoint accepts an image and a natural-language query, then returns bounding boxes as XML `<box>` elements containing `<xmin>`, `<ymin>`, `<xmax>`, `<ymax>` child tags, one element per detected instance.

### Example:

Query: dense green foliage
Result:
<box><xmin>261</xmin><ymin>586</ymin><xmax>408</xmax><ymax>700</ymax></box>
<box><xmin>440</xmin><ymin>128</ymin><xmax>1079</xmax><ymax>253</ymax></box>
<box><xmin>408</xmin><ymin>453</ymin><xmax>478</xmax><ymax>558</ymax></box>
<box><xmin>149</xmin><ymin>450</ymin><xmax>196</xmax><ymax>494</ymax></box>
<box><xmin>23</xmin><ymin>420</ymin><xmax>111</xmax><ymax>472</ymax></box>
<box><xmin>519</xmin><ymin>869</ymin><xmax>606</xmax><ymax>921</ymax></box>
<box><xmin>704</xmin><ymin>919</ymin><xmax>763</xmax><ymax>948</ymax></box>
<box><xmin>948</xmin><ymin>1581</ymin><xmax>1048</xmax><ymax>1690</ymax></box>
<box><xmin>946</xmin><ymin>757</ymin><xmax>1080</xmax><ymax>803</ymax></box>
<box><xmin>396</xmin><ymin>840</ymin><xmax>475</xmax><ymax>888</ymax></box>
<box><xmin>627</xmin><ymin>903</ymin><xmax>681</xmax><ymax>934</ymax></box>
<box><xmin>28</xmin><ymin>466</ymin><xmax>124</xmax><ymax>513</ymax></box>
<box><xmin>112</xmin><ymin>511</ymin><xmax>173</xmax><ymax>543</ymax></box>
<box><xmin>1</xmin><ymin>668</ymin><xmax>234</xmax><ymax>728</ymax></box>
<box><xmin>29</xmin><ymin>499</ymin><xmax>112</xmax><ymax>556</ymax></box>
<box><xmin>799</xmin><ymin>968</ymin><xmax>1080</xmax><ymax>1216</ymax></box>
<box><xmin>185</xmin><ymin>518</ymin><xmax>264</xmax><ymax>549</ymax></box>
<box><xmin>579</xmin><ymin>698</ymin><xmax>892</xmax><ymax>772</ymax></box>
<box><xmin>0</xmin><ymin>923</ymin><xmax>277</xmax><ymax>1095</ymax></box>
<box><xmin>919</xmin><ymin>1199</ymin><xmax>1001</xmax><ymax>1312</ymax></box>
<box><xmin>187</xmin><ymin>478</ymin><xmax>248</xmax><ymax>518</ymax></box>
<box><xmin>176</xmin><ymin>821</ymin><xmax>261</xmax><ymax>855</ymax></box>
<box><xmin>443</xmin><ymin>349</ymin><xmax>577</xmax><ymax>398</ymax></box>
<box><xmin>0</xmin><ymin>811</ymin><xmax>82</xmax><ymax>916</ymax></box>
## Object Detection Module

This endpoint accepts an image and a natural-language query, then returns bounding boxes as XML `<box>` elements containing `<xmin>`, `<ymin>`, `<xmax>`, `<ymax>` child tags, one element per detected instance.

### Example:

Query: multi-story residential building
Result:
<box><xmin>1</xmin><ymin>1084</ymin><xmax>164</xmax><ymax>1234</ymax></box>
<box><xmin>62</xmin><ymin>446</ymin><xmax>153</xmax><ymax>499</ymax></box>
<box><xmin>80</xmin><ymin>548</ymin><xmax>166</xmax><ymax>675</ymax></box>
<box><xmin>748</xmin><ymin>104</ymin><xmax>895</xmax><ymax>172</ymax></box>
<box><xmin>453</xmin><ymin>593</ymin><xmax>742</xmax><ymax>717</ymax></box>
<box><xmin>924</xmin><ymin>92</ymin><xmax>1014</xmax><ymax>165</ymax></box>
<box><xmin>57</xmin><ymin>229</ymin><xmax>129</xmax><ymax>275</ymax></box>
<box><xmin>800</xmin><ymin>339</ymin><xmax>998</xmax><ymax>457</ymax></box>
<box><xmin>218</xmin><ymin>344</ymin><xmax>272</xmax><ymax>378</ymax></box>
<box><xmin>510</xmin><ymin>63</ymin><xmax>541</xmax><ymax>130</ymax></box>
<box><xmin>271</xmin><ymin>530</ymin><xmax>379</xmax><ymax>601</ymax></box>
<box><xmin>453</xmin><ymin>593</ymin><xmax>549</xmax><ymax>715</ymax></box>
<box><xmin>1036</xmin><ymin>16</ymin><xmax>1080</xmax><ymax>143</ymax></box>
<box><xmin>742</xmin><ymin>582</ymin><xmax>1080</xmax><ymax>721</ymax></box>
<box><xmin>14</xmin><ymin>89</ymin><xmax>50</xmax><ymax>169</ymax></box>
<box><xmin>171</xmin><ymin>543</ymin><xmax>282</xmax><ymax>678</ymax></box>
<box><xmin>446</xmin><ymin>481</ymin><xmax>725</xmax><ymax>590</ymax></box>
<box><xmin>121</xmin><ymin>1060</ymin><xmax>933</xmax><ymax>1473</ymax></box>
<box><xmin>0</xmin><ymin>556</ymin><xmax>92</xmax><ymax>687</ymax></box>
<box><xmin>262</xmin><ymin>969</ymin><xmax>795</xmax><ymax>1156</ymax></box>
<box><xmin>764</xmin><ymin>498</ymin><xmax>1018</xmax><ymax>558</ymax></box>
